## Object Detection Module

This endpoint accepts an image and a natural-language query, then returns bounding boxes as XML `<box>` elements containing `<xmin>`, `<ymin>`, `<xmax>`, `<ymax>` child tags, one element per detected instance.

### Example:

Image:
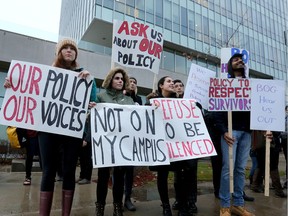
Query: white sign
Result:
<box><xmin>208</xmin><ymin>78</ymin><xmax>251</xmax><ymax>111</ymax></box>
<box><xmin>0</xmin><ymin>60</ymin><xmax>93</xmax><ymax>138</ymax></box>
<box><xmin>90</xmin><ymin>103</ymin><xmax>170</xmax><ymax>168</ymax></box>
<box><xmin>250</xmin><ymin>79</ymin><xmax>286</xmax><ymax>131</ymax></box>
<box><xmin>183</xmin><ymin>63</ymin><xmax>216</xmax><ymax>109</ymax></box>
<box><xmin>151</xmin><ymin>98</ymin><xmax>217</xmax><ymax>162</ymax></box>
<box><xmin>112</xmin><ymin>20</ymin><xmax>164</xmax><ymax>74</ymax></box>
<box><xmin>220</xmin><ymin>48</ymin><xmax>249</xmax><ymax>78</ymax></box>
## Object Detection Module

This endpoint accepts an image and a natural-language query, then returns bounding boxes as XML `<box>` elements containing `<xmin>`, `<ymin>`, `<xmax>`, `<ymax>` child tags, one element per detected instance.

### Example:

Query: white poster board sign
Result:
<box><xmin>0</xmin><ymin>60</ymin><xmax>93</xmax><ymax>138</ymax></box>
<box><xmin>250</xmin><ymin>79</ymin><xmax>285</xmax><ymax>131</ymax></box>
<box><xmin>151</xmin><ymin>98</ymin><xmax>216</xmax><ymax>162</ymax></box>
<box><xmin>183</xmin><ymin>63</ymin><xmax>216</xmax><ymax>110</ymax></box>
<box><xmin>90</xmin><ymin>103</ymin><xmax>170</xmax><ymax>168</ymax></box>
<box><xmin>208</xmin><ymin>78</ymin><xmax>251</xmax><ymax>111</ymax></box>
<box><xmin>112</xmin><ymin>20</ymin><xmax>164</xmax><ymax>74</ymax></box>
<box><xmin>220</xmin><ymin>48</ymin><xmax>249</xmax><ymax>78</ymax></box>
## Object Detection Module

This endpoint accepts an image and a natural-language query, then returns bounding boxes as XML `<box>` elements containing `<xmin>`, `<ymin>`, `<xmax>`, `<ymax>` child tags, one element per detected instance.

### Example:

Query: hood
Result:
<box><xmin>227</xmin><ymin>53</ymin><xmax>245</xmax><ymax>78</ymax></box>
<box><xmin>102</xmin><ymin>67</ymin><xmax>129</xmax><ymax>90</ymax></box>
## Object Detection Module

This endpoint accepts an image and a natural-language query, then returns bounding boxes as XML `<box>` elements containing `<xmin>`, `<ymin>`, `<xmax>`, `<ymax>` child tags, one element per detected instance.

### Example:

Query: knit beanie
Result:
<box><xmin>56</xmin><ymin>38</ymin><xmax>78</xmax><ymax>58</ymax></box>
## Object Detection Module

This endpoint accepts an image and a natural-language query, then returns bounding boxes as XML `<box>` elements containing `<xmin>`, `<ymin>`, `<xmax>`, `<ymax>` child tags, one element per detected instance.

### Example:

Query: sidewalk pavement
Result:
<box><xmin>0</xmin><ymin>154</ymin><xmax>287</xmax><ymax>216</ymax></box>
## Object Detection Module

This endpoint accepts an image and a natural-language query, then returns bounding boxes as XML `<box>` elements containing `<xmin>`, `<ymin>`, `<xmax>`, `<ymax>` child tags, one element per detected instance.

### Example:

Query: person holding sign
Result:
<box><xmin>93</xmin><ymin>67</ymin><xmax>134</xmax><ymax>216</ymax></box>
<box><xmin>37</xmin><ymin>38</ymin><xmax>96</xmax><ymax>216</ymax></box>
<box><xmin>215</xmin><ymin>54</ymin><xmax>255</xmax><ymax>216</ymax></box>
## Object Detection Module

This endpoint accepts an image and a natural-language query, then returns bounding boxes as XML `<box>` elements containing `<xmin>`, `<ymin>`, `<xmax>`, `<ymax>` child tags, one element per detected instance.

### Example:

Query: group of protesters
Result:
<box><xmin>3</xmin><ymin>38</ymin><xmax>287</xmax><ymax>216</ymax></box>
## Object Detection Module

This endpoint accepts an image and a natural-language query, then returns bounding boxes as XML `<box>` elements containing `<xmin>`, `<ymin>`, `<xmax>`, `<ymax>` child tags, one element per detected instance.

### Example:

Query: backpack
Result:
<box><xmin>6</xmin><ymin>126</ymin><xmax>27</xmax><ymax>149</ymax></box>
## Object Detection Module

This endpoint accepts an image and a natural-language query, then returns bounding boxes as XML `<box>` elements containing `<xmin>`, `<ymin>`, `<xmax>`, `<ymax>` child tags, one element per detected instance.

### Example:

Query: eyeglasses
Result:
<box><xmin>114</xmin><ymin>76</ymin><xmax>124</xmax><ymax>81</ymax></box>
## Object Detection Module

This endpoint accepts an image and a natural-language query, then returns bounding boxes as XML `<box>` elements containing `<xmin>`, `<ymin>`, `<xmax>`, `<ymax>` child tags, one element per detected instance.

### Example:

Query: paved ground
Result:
<box><xmin>0</xmin><ymin>153</ymin><xmax>287</xmax><ymax>216</ymax></box>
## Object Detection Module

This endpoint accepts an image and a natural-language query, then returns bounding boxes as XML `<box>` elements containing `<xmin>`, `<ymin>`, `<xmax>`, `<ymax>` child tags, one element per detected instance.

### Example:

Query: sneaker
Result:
<box><xmin>23</xmin><ymin>178</ymin><xmax>31</xmax><ymax>186</ymax></box>
<box><xmin>76</xmin><ymin>178</ymin><xmax>83</xmax><ymax>183</ymax></box>
<box><xmin>231</xmin><ymin>206</ymin><xmax>255</xmax><ymax>216</ymax></box>
<box><xmin>220</xmin><ymin>207</ymin><xmax>231</xmax><ymax>216</ymax></box>
<box><xmin>78</xmin><ymin>179</ymin><xmax>91</xmax><ymax>185</ymax></box>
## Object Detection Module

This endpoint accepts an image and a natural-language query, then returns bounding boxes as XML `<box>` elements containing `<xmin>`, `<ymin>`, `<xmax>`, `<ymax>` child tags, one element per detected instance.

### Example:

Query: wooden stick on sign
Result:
<box><xmin>228</xmin><ymin>111</ymin><xmax>234</xmax><ymax>193</ymax></box>
<box><xmin>264</xmin><ymin>130</ymin><xmax>271</xmax><ymax>196</ymax></box>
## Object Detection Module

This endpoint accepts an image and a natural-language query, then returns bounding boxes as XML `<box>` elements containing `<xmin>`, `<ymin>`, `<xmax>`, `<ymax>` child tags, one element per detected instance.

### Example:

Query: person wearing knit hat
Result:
<box><xmin>93</xmin><ymin>67</ymin><xmax>134</xmax><ymax>216</ymax></box>
<box><xmin>38</xmin><ymin>37</ymin><xmax>97</xmax><ymax>216</ymax></box>
<box><xmin>53</xmin><ymin>38</ymin><xmax>79</xmax><ymax>70</ymax></box>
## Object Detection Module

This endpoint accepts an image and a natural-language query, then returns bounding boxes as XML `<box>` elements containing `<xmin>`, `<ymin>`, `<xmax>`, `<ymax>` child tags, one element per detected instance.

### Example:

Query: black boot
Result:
<box><xmin>243</xmin><ymin>191</ymin><xmax>255</xmax><ymax>202</ymax></box>
<box><xmin>172</xmin><ymin>200</ymin><xmax>179</xmax><ymax>210</ymax></box>
<box><xmin>187</xmin><ymin>200</ymin><xmax>198</xmax><ymax>214</ymax></box>
<box><xmin>95</xmin><ymin>202</ymin><xmax>105</xmax><ymax>216</ymax></box>
<box><xmin>162</xmin><ymin>203</ymin><xmax>172</xmax><ymax>216</ymax></box>
<box><xmin>271</xmin><ymin>170</ymin><xmax>287</xmax><ymax>198</ymax></box>
<box><xmin>178</xmin><ymin>202</ymin><xmax>191</xmax><ymax>216</ymax></box>
<box><xmin>113</xmin><ymin>203</ymin><xmax>123</xmax><ymax>216</ymax></box>
<box><xmin>124</xmin><ymin>197</ymin><xmax>136</xmax><ymax>211</ymax></box>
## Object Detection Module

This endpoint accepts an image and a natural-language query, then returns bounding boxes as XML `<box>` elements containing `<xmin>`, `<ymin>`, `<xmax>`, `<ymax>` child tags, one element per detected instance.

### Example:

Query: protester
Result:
<box><xmin>279</xmin><ymin>105</ymin><xmax>288</xmax><ymax>188</ymax></box>
<box><xmin>76</xmin><ymin>112</ymin><xmax>93</xmax><ymax>185</ymax></box>
<box><xmin>214</xmin><ymin>53</ymin><xmax>255</xmax><ymax>216</ymax></box>
<box><xmin>37</xmin><ymin>38</ymin><xmax>96</xmax><ymax>216</ymax></box>
<box><xmin>121</xmin><ymin>76</ymin><xmax>143</xmax><ymax>212</ymax></box>
<box><xmin>94</xmin><ymin>67</ymin><xmax>134</xmax><ymax>216</ymax></box>
<box><xmin>251</xmin><ymin>131</ymin><xmax>287</xmax><ymax>198</ymax></box>
<box><xmin>171</xmin><ymin>79</ymin><xmax>198</xmax><ymax>214</ymax></box>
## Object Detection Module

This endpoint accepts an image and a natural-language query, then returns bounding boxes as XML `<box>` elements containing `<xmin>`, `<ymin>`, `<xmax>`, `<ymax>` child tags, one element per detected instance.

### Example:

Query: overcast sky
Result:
<box><xmin>0</xmin><ymin>0</ymin><xmax>62</xmax><ymax>42</ymax></box>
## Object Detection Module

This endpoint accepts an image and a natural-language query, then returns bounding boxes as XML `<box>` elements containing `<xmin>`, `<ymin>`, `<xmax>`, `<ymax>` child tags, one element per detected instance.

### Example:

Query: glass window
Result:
<box><xmin>103</xmin><ymin>0</ymin><xmax>113</xmax><ymax>9</ymax></box>
<box><xmin>173</xmin><ymin>3</ymin><xmax>180</xmax><ymax>24</ymax></box>
<box><xmin>163</xmin><ymin>48</ymin><xmax>175</xmax><ymax>72</ymax></box>
<box><xmin>175</xmin><ymin>52</ymin><xmax>187</xmax><ymax>74</ymax></box>
<box><xmin>126</xmin><ymin>0</ymin><xmax>135</xmax><ymax>7</ymax></box>
<box><xmin>96</xmin><ymin>0</ymin><xmax>102</xmax><ymax>6</ymax></box>
<box><xmin>115</xmin><ymin>2</ymin><xmax>125</xmax><ymax>13</ymax></box>
<box><xmin>156</xmin><ymin>1</ymin><xmax>163</xmax><ymax>18</ymax></box>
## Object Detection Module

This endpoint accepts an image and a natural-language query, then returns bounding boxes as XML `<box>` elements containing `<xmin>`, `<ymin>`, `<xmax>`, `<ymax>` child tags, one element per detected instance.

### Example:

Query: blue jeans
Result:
<box><xmin>219</xmin><ymin>130</ymin><xmax>251</xmax><ymax>207</ymax></box>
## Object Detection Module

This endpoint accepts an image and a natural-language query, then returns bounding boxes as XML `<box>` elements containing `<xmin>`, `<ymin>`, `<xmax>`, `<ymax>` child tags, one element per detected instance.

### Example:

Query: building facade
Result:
<box><xmin>59</xmin><ymin>0</ymin><xmax>287</xmax><ymax>95</ymax></box>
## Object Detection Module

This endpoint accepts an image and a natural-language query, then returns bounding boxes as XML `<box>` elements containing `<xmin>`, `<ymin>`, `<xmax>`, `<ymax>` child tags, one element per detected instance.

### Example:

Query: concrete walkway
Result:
<box><xmin>0</xmin><ymin>154</ymin><xmax>287</xmax><ymax>216</ymax></box>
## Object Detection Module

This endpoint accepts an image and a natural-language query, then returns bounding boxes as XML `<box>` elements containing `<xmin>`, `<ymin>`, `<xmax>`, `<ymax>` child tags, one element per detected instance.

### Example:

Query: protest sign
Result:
<box><xmin>90</xmin><ymin>104</ymin><xmax>169</xmax><ymax>168</ymax></box>
<box><xmin>183</xmin><ymin>63</ymin><xmax>216</xmax><ymax>109</ymax></box>
<box><xmin>0</xmin><ymin>60</ymin><xmax>93</xmax><ymax>138</ymax></box>
<box><xmin>250</xmin><ymin>79</ymin><xmax>285</xmax><ymax>131</ymax></box>
<box><xmin>208</xmin><ymin>78</ymin><xmax>251</xmax><ymax>111</ymax></box>
<box><xmin>151</xmin><ymin>98</ymin><xmax>216</xmax><ymax>162</ymax></box>
<box><xmin>112</xmin><ymin>20</ymin><xmax>164</xmax><ymax>74</ymax></box>
<box><xmin>220</xmin><ymin>48</ymin><xmax>249</xmax><ymax>78</ymax></box>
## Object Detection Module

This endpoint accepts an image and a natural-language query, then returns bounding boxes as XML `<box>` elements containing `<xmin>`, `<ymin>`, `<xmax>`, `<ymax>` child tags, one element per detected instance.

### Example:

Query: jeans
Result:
<box><xmin>219</xmin><ymin>130</ymin><xmax>251</xmax><ymax>207</ymax></box>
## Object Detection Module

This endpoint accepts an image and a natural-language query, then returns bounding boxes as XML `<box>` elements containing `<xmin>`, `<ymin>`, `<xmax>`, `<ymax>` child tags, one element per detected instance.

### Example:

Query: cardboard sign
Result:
<box><xmin>220</xmin><ymin>48</ymin><xmax>249</xmax><ymax>78</ymax></box>
<box><xmin>0</xmin><ymin>60</ymin><xmax>93</xmax><ymax>138</ymax></box>
<box><xmin>90</xmin><ymin>104</ymin><xmax>169</xmax><ymax>168</ymax></box>
<box><xmin>208</xmin><ymin>78</ymin><xmax>251</xmax><ymax>111</ymax></box>
<box><xmin>151</xmin><ymin>98</ymin><xmax>216</xmax><ymax>162</ymax></box>
<box><xmin>183</xmin><ymin>63</ymin><xmax>216</xmax><ymax>109</ymax></box>
<box><xmin>250</xmin><ymin>79</ymin><xmax>285</xmax><ymax>131</ymax></box>
<box><xmin>112</xmin><ymin>20</ymin><xmax>164</xmax><ymax>74</ymax></box>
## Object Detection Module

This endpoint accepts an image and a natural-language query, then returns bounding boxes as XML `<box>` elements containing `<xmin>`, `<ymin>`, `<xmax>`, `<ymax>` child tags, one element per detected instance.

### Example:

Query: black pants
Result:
<box><xmin>174</xmin><ymin>160</ymin><xmax>198</xmax><ymax>204</ymax></box>
<box><xmin>25</xmin><ymin>136</ymin><xmax>40</xmax><ymax>179</ymax></box>
<box><xmin>38</xmin><ymin>132</ymin><xmax>81</xmax><ymax>191</ymax></box>
<box><xmin>124</xmin><ymin>166</ymin><xmax>134</xmax><ymax>198</ymax></box>
<box><xmin>97</xmin><ymin>166</ymin><xmax>126</xmax><ymax>204</ymax></box>
<box><xmin>157</xmin><ymin>169</ymin><xmax>170</xmax><ymax>204</ymax></box>
<box><xmin>79</xmin><ymin>142</ymin><xmax>93</xmax><ymax>180</ymax></box>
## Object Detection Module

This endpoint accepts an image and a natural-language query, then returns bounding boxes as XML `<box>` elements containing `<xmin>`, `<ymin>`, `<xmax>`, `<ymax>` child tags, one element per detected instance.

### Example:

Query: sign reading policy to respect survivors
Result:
<box><xmin>151</xmin><ymin>98</ymin><xmax>216</xmax><ymax>162</ymax></box>
<box><xmin>250</xmin><ymin>79</ymin><xmax>286</xmax><ymax>132</ymax></box>
<box><xmin>112</xmin><ymin>20</ymin><xmax>164</xmax><ymax>74</ymax></box>
<box><xmin>0</xmin><ymin>60</ymin><xmax>93</xmax><ymax>138</ymax></box>
<box><xmin>90</xmin><ymin>104</ymin><xmax>170</xmax><ymax>168</ymax></box>
<box><xmin>208</xmin><ymin>78</ymin><xmax>251</xmax><ymax>111</ymax></box>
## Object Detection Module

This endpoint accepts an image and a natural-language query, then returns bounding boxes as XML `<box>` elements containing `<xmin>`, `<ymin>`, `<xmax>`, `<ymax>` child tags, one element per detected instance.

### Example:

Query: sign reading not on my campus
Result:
<box><xmin>0</xmin><ymin>60</ymin><xmax>93</xmax><ymax>138</ymax></box>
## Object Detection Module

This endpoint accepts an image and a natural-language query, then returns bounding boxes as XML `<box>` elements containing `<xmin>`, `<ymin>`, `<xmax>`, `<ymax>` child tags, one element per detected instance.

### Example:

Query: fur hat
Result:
<box><xmin>56</xmin><ymin>38</ymin><xmax>78</xmax><ymax>58</ymax></box>
<box><xmin>102</xmin><ymin>67</ymin><xmax>129</xmax><ymax>90</ymax></box>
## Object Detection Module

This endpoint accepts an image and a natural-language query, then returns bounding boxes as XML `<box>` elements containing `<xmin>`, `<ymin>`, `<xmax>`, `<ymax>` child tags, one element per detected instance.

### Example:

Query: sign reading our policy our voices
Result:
<box><xmin>208</xmin><ymin>78</ymin><xmax>251</xmax><ymax>111</ymax></box>
<box><xmin>0</xmin><ymin>60</ymin><xmax>93</xmax><ymax>138</ymax></box>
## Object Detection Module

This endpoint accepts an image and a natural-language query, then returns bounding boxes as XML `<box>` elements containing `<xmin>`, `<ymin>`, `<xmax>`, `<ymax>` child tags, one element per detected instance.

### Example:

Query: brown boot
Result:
<box><xmin>62</xmin><ymin>190</ymin><xmax>74</xmax><ymax>216</ymax></box>
<box><xmin>230</xmin><ymin>206</ymin><xmax>255</xmax><ymax>216</ymax></box>
<box><xmin>39</xmin><ymin>191</ymin><xmax>53</xmax><ymax>216</ymax></box>
<box><xmin>219</xmin><ymin>207</ymin><xmax>231</xmax><ymax>216</ymax></box>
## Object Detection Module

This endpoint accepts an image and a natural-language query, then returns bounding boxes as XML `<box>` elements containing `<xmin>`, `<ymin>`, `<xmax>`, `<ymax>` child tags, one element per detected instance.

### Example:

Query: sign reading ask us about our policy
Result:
<box><xmin>0</xmin><ymin>60</ymin><xmax>93</xmax><ymax>138</ymax></box>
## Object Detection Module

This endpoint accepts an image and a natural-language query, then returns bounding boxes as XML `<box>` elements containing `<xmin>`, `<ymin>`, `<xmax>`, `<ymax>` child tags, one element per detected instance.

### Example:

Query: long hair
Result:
<box><xmin>53</xmin><ymin>52</ymin><xmax>78</xmax><ymax>70</ymax></box>
<box><xmin>157</xmin><ymin>76</ymin><xmax>177</xmax><ymax>98</ymax></box>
